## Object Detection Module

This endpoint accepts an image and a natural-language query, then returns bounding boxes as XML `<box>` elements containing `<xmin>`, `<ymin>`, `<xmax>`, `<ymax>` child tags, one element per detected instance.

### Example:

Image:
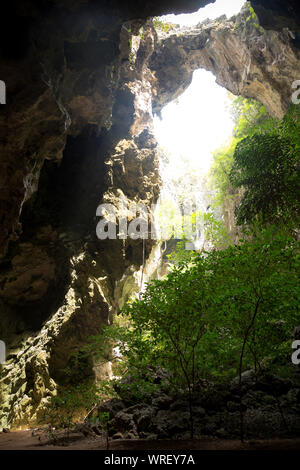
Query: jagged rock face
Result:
<box><xmin>251</xmin><ymin>0</ymin><xmax>300</xmax><ymax>36</ymax></box>
<box><xmin>0</xmin><ymin>0</ymin><xmax>209</xmax><ymax>256</ymax></box>
<box><xmin>1</xmin><ymin>0</ymin><xmax>300</xmax><ymax>429</ymax></box>
<box><xmin>92</xmin><ymin>371</ymin><xmax>300</xmax><ymax>440</ymax></box>
<box><xmin>0</xmin><ymin>1</ymin><xmax>212</xmax><ymax>260</ymax></box>
<box><xmin>150</xmin><ymin>3</ymin><xmax>300</xmax><ymax>118</ymax></box>
<box><xmin>0</xmin><ymin>12</ymin><xmax>163</xmax><ymax>428</ymax></box>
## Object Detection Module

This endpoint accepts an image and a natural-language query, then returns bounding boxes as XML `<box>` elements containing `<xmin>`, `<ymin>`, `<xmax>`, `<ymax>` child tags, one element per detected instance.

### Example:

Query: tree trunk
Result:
<box><xmin>238</xmin><ymin>298</ymin><xmax>261</xmax><ymax>442</ymax></box>
<box><xmin>188</xmin><ymin>386</ymin><xmax>194</xmax><ymax>440</ymax></box>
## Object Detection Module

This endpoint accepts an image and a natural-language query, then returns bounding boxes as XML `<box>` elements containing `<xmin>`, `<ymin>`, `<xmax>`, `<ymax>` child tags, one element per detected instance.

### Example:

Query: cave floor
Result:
<box><xmin>0</xmin><ymin>431</ymin><xmax>300</xmax><ymax>450</ymax></box>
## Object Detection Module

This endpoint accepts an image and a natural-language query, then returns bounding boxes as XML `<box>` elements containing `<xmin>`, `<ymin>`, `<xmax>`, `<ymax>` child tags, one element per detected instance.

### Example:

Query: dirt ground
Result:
<box><xmin>0</xmin><ymin>430</ymin><xmax>300</xmax><ymax>450</ymax></box>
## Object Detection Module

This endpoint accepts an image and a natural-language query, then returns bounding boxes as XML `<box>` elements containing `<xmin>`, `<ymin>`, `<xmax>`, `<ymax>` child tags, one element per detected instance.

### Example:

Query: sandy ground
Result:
<box><xmin>0</xmin><ymin>430</ymin><xmax>300</xmax><ymax>450</ymax></box>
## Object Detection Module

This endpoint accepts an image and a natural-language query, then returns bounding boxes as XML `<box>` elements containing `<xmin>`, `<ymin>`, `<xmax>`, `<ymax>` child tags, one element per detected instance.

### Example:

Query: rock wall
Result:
<box><xmin>150</xmin><ymin>2</ymin><xmax>300</xmax><ymax>118</ymax></box>
<box><xmin>0</xmin><ymin>10</ymin><xmax>164</xmax><ymax>429</ymax></box>
<box><xmin>93</xmin><ymin>370</ymin><xmax>300</xmax><ymax>440</ymax></box>
<box><xmin>1</xmin><ymin>0</ymin><xmax>300</xmax><ymax>429</ymax></box>
<box><xmin>251</xmin><ymin>0</ymin><xmax>300</xmax><ymax>36</ymax></box>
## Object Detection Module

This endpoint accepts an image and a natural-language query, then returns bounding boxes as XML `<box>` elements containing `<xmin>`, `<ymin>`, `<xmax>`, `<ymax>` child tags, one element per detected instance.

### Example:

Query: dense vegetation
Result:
<box><xmin>90</xmin><ymin>226</ymin><xmax>299</xmax><ymax>438</ymax></box>
<box><xmin>90</xmin><ymin>98</ymin><xmax>299</xmax><ymax>438</ymax></box>
<box><xmin>210</xmin><ymin>98</ymin><xmax>300</xmax><ymax>228</ymax></box>
<box><xmin>45</xmin><ymin>97</ymin><xmax>299</xmax><ymax>442</ymax></box>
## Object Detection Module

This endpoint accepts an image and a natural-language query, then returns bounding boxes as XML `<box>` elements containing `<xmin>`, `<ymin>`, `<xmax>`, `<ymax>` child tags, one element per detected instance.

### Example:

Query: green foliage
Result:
<box><xmin>128</xmin><ymin>36</ymin><xmax>136</xmax><ymax>63</ymax></box>
<box><xmin>166</xmin><ymin>212</ymin><xmax>230</xmax><ymax>266</ymax></box>
<box><xmin>153</xmin><ymin>17</ymin><xmax>175</xmax><ymax>33</ymax></box>
<box><xmin>202</xmin><ymin>211</ymin><xmax>231</xmax><ymax>247</ymax></box>
<box><xmin>230</xmin><ymin>95</ymin><xmax>269</xmax><ymax>139</ymax></box>
<box><xmin>210</xmin><ymin>95</ymin><xmax>299</xmax><ymax>230</ymax></box>
<box><xmin>91</xmin><ymin>226</ymin><xmax>299</xmax><ymax>396</ymax></box>
<box><xmin>246</xmin><ymin>3</ymin><xmax>258</xmax><ymax>22</ymax></box>
<box><xmin>41</xmin><ymin>381</ymin><xmax>100</xmax><ymax>441</ymax></box>
<box><xmin>156</xmin><ymin>145</ymin><xmax>229</xmax><ymax>249</ymax></box>
<box><xmin>167</xmin><ymin>239</ymin><xmax>194</xmax><ymax>265</ymax></box>
<box><xmin>230</xmin><ymin>105</ymin><xmax>300</xmax><ymax>226</ymax></box>
<box><xmin>139</xmin><ymin>27</ymin><xmax>145</xmax><ymax>41</ymax></box>
<box><xmin>210</xmin><ymin>96</ymin><xmax>269</xmax><ymax>209</ymax></box>
<box><xmin>82</xmin><ymin>222</ymin><xmax>299</xmax><ymax>440</ymax></box>
<box><xmin>209</xmin><ymin>138</ymin><xmax>236</xmax><ymax>207</ymax></box>
<box><xmin>154</xmin><ymin>198</ymin><xmax>183</xmax><ymax>241</ymax></box>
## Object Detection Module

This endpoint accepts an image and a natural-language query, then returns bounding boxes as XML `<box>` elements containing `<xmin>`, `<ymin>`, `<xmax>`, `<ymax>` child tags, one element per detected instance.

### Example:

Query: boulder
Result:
<box><xmin>135</xmin><ymin>406</ymin><xmax>156</xmax><ymax>432</ymax></box>
<box><xmin>169</xmin><ymin>399</ymin><xmax>189</xmax><ymax>412</ymax></box>
<box><xmin>285</xmin><ymin>388</ymin><xmax>300</xmax><ymax>404</ymax></box>
<box><xmin>231</xmin><ymin>369</ymin><xmax>257</xmax><ymax>392</ymax></box>
<box><xmin>226</xmin><ymin>401</ymin><xmax>240</xmax><ymax>412</ymax></box>
<box><xmin>152</xmin><ymin>409</ymin><xmax>190</xmax><ymax>436</ymax></box>
<box><xmin>97</xmin><ymin>398</ymin><xmax>126</xmax><ymax>418</ymax></box>
<box><xmin>193</xmin><ymin>406</ymin><xmax>206</xmax><ymax>418</ymax></box>
<box><xmin>254</xmin><ymin>374</ymin><xmax>292</xmax><ymax>396</ymax></box>
<box><xmin>151</xmin><ymin>394</ymin><xmax>173</xmax><ymax>410</ymax></box>
<box><xmin>110</xmin><ymin>411</ymin><xmax>135</xmax><ymax>434</ymax></box>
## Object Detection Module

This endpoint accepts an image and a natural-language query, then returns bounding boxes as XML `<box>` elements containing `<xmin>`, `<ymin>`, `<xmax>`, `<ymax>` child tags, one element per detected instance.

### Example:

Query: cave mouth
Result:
<box><xmin>153</xmin><ymin>68</ymin><xmax>234</xmax><ymax>174</ymax></box>
<box><xmin>154</xmin><ymin>0</ymin><xmax>246</xmax><ymax>177</ymax></box>
<box><xmin>153</xmin><ymin>69</ymin><xmax>235</xmax><ymax>249</ymax></box>
<box><xmin>151</xmin><ymin>0</ymin><xmax>245</xmax><ymax>248</ymax></box>
<box><xmin>1</xmin><ymin>0</ymin><xmax>300</xmax><ymax>443</ymax></box>
<box><xmin>161</xmin><ymin>0</ymin><xmax>245</xmax><ymax>26</ymax></box>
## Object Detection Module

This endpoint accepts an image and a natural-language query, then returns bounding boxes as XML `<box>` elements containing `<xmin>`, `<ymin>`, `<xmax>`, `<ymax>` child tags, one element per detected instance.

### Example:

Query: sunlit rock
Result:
<box><xmin>0</xmin><ymin>0</ymin><xmax>299</xmax><ymax>430</ymax></box>
<box><xmin>150</xmin><ymin>3</ymin><xmax>300</xmax><ymax>118</ymax></box>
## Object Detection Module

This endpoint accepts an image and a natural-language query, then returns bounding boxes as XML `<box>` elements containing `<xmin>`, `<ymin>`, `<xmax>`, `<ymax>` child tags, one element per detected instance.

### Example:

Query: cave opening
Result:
<box><xmin>152</xmin><ymin>0</ymin><xmax>245</xmax><ymax>251</ymax></box>
<box><xmin>153</xmin><ymin>68</ymin><xmax>234</xmax><ymax>226</ymax></box>
<box><xmin>161</xmin><ymin>0</ymin><xmax>245</xmax><ymax>25</ymax></box>
<box><xmin>0</xmin><ymin>0</ymin><xmax>300</xmax><ymax>446</ymax></box>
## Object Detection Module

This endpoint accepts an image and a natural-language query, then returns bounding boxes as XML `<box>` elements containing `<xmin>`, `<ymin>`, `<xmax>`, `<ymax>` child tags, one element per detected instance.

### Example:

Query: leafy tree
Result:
<box><xmin>153</xmin><ymin>17</ymin><xmax>176</xmax><ymax>33</ymax></box>
<box><xmin>209</xmin><ymin>138</ymin><xmax>236</xmax><ymax>207</ymax></box>
<box><xmin>206</xmin><ymin>226</ymin><xmax>299</xmax><ymax>440</ymax></box>
<box><xmin>106</xmin><ymin>267</ymin><xmax>212</xmax><ymax>439</ymax></box>
<box><xmin>230</xmin><ymin>105</ymin><xmax>300</xmax><ymax>226</ymax></box>
<box><xmin>229</xmin><ymin>95</ymin><xmax>269</xmax><ymax>139</ymax></box>
<box><xmin>210</xmin><ymin>96</ymin><xmax>269</xmax><ymax>210</ymax></box>
<box><xmin>211</xmin><ymin>95</ymin><xmax>299</xmax><ymax>231</ymax></box>
<box><xmin>40</xmin><ymin>381</ymin><xmax>100</xmax><ymax>443</ymax></box>
<box><xmin>166</xmin><ymin>212</ymin><xmax>230</xmax><ymax>266</ymax></box>
<box><xmin>90</xmin><ymin>226</ymin><xmax>299</xmax><ymax>440</ymax></box>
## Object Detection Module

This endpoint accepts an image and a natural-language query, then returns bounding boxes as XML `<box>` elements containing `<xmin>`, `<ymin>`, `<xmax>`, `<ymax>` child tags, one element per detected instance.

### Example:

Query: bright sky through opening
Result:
<box><xmin>162</xmin><ymin>0</ymin><xmax>246</xmax><ymax>27</ymax></box>
<box><xmin>153</xmin><ymin>0</ymin><xmax>245</xmax><ymax>173</ymax></box>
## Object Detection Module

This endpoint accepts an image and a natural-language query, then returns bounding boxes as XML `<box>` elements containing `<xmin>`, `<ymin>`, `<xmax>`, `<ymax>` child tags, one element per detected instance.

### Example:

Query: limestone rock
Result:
<box><xmin>150</xmin><ymin>3</ymin><xmax>300</xmax><ymax>118</ymax></box>
<box><xmin>1</xmin><ymin>0</ymin><xmax>300</xmax><ymax>431</ymax></box>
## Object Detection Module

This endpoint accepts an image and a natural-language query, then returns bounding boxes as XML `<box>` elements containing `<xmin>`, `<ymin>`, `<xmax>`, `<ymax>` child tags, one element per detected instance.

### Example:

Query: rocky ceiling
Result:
<box><xmin>0</xmin><ymin>0</ymin><xmax>299</xmax><ymax>429</ymax></box>
<box><xmin>251</xmin><ymin>0</ymin><xmax>300</xmax><ymax>34</ymax></box>
<box><xmin>150</xmin><ymin>5</ymin><xmax>300</xmax><ymax>118</ymax></box>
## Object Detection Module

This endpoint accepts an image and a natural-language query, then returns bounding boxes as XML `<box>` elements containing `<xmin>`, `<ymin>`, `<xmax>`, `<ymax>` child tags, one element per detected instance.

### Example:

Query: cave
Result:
<box><xmin>0</xmin><ymin>0</ymin><xmax>299</xmax><ymax>452</ymax></box>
